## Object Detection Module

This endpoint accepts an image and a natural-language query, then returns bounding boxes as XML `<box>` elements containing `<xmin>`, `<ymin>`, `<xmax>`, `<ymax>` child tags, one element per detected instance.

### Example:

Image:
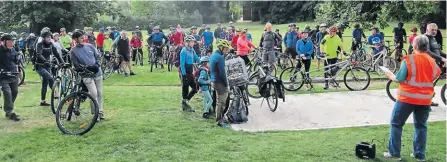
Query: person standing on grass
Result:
<box><xmin>316</xmin><ymin>24</ymin><xmax>328</xmax><ymax>69</ymax></box>
<box><xmin>237</xmin><ymin>30</ymin><xmax>256</xmax><ymax>66</ymax></box>
<box><xmin>70</xmin><ymin>30</ymin><xmax>105</xmax><ymax>121</ymax></box>
<box><xmin>219</xmin><ymin>26</ymin><xmax>228</xmax><ymax>40</ymax></box>
<box><xmin>408</xmin><ymin>27</ymin><xmax>418</xmax><ymax>55</ymax></box>
<box><xmin>243</xmin><ymin>28</ymin><xmax>252</xmax><ymax>42</ymax></box>
<box><xmin>147</xmin><ymin>22</ymin><xmax>154</xmax><ymax>36</ymax></box>
<box><xmin>259</xmin><ymin>23</ymin><xmax>282</xmax><ymax>69</ymax></box>
<box><xmin>111</xmin><ymin>31</ymin><xmax>135</xmax><ymax>77</ymax></box>
<box><xmin>201</xmin><ymin>26</ymin><xmax>214</xmax><ymax>55</ymax></box>
<box><xmin>130</xmin><ymin>33</ymin><xmax>143</xmax><ymax>66</ymax></box>
<box><xmin>284</xmin><ymin>23</ymin><xmax>300</xmax><ymax>60</ymax></box>
<box><xmin>351</xmin><ymin>23</ymin><xmax>366</xmax><ymax>54</ymax></box>
<box><xmin>296</xmin><ymin>29</ymin><xmax>314</xmax><ymax>91</ymax></box>
<box><xmin>191</xmin><ymin>26</ymin><xmax>202</xmax><ymax>56</ymax></box>
<box><xmin>214</xmin><ymin>23</ymin><xmax>222</xmax><ymax>39</ymax></box>
<box><xmin>180</xmin><ymin>35</ymin><xmax>200</xmax><ymax>112</ymax></box>
<box><xmin>383</xmin><ymin>35</ymin><xmax>440</xmax><ymax>162</ymax></box>
<box><xmin>197</xmin><ymin>56</ymin><xmax>212</xmax><ymax>119</ymax></box>
<box><xmin>231</xmin><ymin>29</ymin><xmax>241</xmax><ymax>50</ymax></box>
<box><xmin>86</xmin><ymin>27</ymin><xmax>96</xmax><ymax>48</ymax></box>
<box><xmin>0</xmin><ymin>34</ymin><xmax>21</xmax><ymax>121</ymax></box>
<box><xmin>96</xmin><ymin>28</ymin><xmax>105</xmax><ymax>53</ymax></box>
<box><xmin>198</xmin><ymin>24</ymin><xmax>206</xmax><ymax>36</ymax></box>
<box><xmin>210</xmin><ymin>39</ymin><xmax>231</xmax><ymax>128</ymax></box>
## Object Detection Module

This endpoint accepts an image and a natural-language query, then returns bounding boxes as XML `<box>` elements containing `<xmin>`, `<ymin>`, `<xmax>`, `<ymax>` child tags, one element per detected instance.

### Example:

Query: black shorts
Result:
<box><xmin>351</xmin><ymin>41</ymin><xmax>361</xmax><ymax>51</ymax></box>
<box><xmin>395</xmin><ymin>41</ymin><xmax>404</xmax><ymax>49</ymax></box>
<box><xmin>155</xmin><ymin>46</ymin><xmax>163</xmax><ymax>57</ymax></box>
<box><xmin>119</xmin><ymin>54</ymin><xmax>130</xmax><ymax>62</ymax></box>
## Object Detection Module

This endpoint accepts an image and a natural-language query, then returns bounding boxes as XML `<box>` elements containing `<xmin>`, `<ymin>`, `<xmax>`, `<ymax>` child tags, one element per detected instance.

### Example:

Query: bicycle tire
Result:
<box><xmin>278</xmin><ymin>54</ymin><xmax>294</xmax><ymax>70</ymax></box>
<box><xmin>247</xmin><ymin>72</ymin><xmax>262</xmax><ymax>99</ymax></box>
<box><xmin>267</xmin><ymin>82</ymin><xmax>278</xmax><ymax>112</ymax></box>
<box><xmin>233</xmin><ymin>87</ymin><xmax>249</xmax><ymax>117</ymax></box>
<box><xmin>56</xmin><ymin>91</ymin><xmax>99</xmax><ymax>135</ymax></box>
<box><xmin>376</xmin><ymin>57</ymin><xmax>397</xmax><ymax>76</ymax></box>
<box><xmin>18</xmin><ymin>66</ymin><xmax>25</xmax><ymax>86</ymax></box>
<box><xmin>279</xmin><ymin>66</ymin><xmax>305</xmax><ymax>91</ymax></box>
<box><xmin>51</xmin><ymin>78</ymin><xmax>62</xmax><ymax>114</ymax></box>
<box><xmin>343</xmin><ymin>67</ymin><xmax>370</xmax><ymax>91</ymax></box>
<box><xmin>441</xmin><ymin>84</ymin><xmax>446</xmax><ymax>105</ymax></box>
<box><xmin>150</xmin><ymin>51</ymin><xmax>155</xmax><ymax>72</ymax></box>
<box><xmin>103</xmin><ymin>62</ymin><xmax>113</xmax><ymax>80</ymax></box>
<box><xmin>385</xmin><ymin>80</ymin><xmax>397</xmax><ymax>102</ymax></box>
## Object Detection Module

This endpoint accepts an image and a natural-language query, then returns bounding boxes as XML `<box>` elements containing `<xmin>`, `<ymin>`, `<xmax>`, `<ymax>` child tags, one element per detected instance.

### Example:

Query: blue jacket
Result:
<box><xmin>296</xmin><ymin>38</ymin><xmax>314</xmax><ymax>60</ymax></box>
<box><xmin>113</xmin><ymin>31</ymin><xmax>120</xmax><ymax>41</ymax></box>
<box><xmin>284</xmin><ymin>31</ymin><xmax>299</xmax><ymax>48</ymax></box>
<box><xmin>246</xmin><ymin>33</ymin><xmax>252</xmax><ymax>42</ymax></box>
<box><xmin>220</xmin><ymin>32</ymin><xmax>228</xmax><ymax>40</ymax></box>
<box><xmin>148</xmin><ymin>32</ymin><xmax>169</xmax><ymax>44</ymax></box>
<box><xmin>197</xmin><ymin>67</ymin><xmax>211</xmax><ymax>91</ymax></box>
<box><xmin>352</xmin><ymin>28</ymin><xmax>366</xmax><ymax>42</ymax></box>
<box><xmin>316</xmin><ymin>31</ymin><xmax>328</xmax><ymax>46</ymax></box>
<box><xmin>180</xmin><ymin>46</ymin><xmax>200</xmax><ymax>75</ymax></box>
<box><xmin>210</xmin><ymin>50</ymin><xmax>228</xmax><ymax>87</ymax></box>
<box><xmin>201</xmin><ymin>31</ymin><xmax>214</xmax><ymax>46</ymax></box>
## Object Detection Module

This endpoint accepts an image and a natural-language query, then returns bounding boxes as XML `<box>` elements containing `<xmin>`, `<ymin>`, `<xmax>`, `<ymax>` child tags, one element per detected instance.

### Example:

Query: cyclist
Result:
<box><xmin>231</xmin><ymin>29</ymin><xmax>241</xmax><ymax>50</ymax></box>
<box><xmin>96</xmin><ymin>28</ymin><xmax>105</xmax><ymax>53</ymax></box>
<box><xmin>197</xmin><ymin>56</ymin><xmax>212</xmax><ymax>119</ymax></box>
<box><xmin>0</xmin><ymin>33</ymin><xmax>21</xmax><ymax>121</ymax></box>
<box><xmin>86</xmin><ymin>27</ymin><xmax>96</xmax><ymax>47</ymax></box>
<box><xmin>316</xmin><ymin>24</ymin><xmax>328</xmax><ymax>69</ymax></box>
<box><xmin>130</xmin><ymin>33</ymin><xmax>143</xmax><ymax>66</ymax></box>
<box><xmin>70</xmin><ymin>29</ymin><xmax>104</xmax><ymax>120</ymax></box>
<box><xmin>219</xmin><ymin>26</ymin><xmax>228</xmax><ymax>40</ymax></box>
<box><xmin>198</xmin><ymin>24</ymin><xmax>206</xmax><ymax>36</ymax></box>
<box><xmin>310</xmin><ymin>24</ymin><xmax>320</xmax><ymax>44</ymax></box>
<box><xmin>214</xmin><ymin>23</ymin><xmax>222</xmax><ymax>39</ymax></box>
<box><xmin>435</xmin><ymin>28</ymin><xmax>443</xmax><ymax>50</ymax></box>
<box><xmin>336</xmin><ymin>24</ymin><xmax>343</xmax><ymax>42</ymax></box>
<box><xmin>408</xmin><ymin>27</ymin><xmax>418</xmax><ymax>54</ymax></box>
<box><xmin>26</xmin><ymin>33</ymin><xmax>37</xmax><ymax>63</ymax></box>
<box><xmin>10</xmin><ymin>31</ymin><xmax>20</xmax><ymax>52</ymax></box>
<box><xmin>102</xmin><ymin>32</ymin><xmax>114</xmax><ymax>61</ymax></box>
<box><xmin>237</xmin><ymin>29</ymin><xmax>256</xmax><ymax>66</ymax></box>
<box><xmin>284</xmin><ymin>23</ymin><xmax>300</xmax><ymax>59</ymax></box>
<box><xmin>111</xmin><ymin>31</ymin><xmax>135</xmax><ymax>76</ymax></box>
<box><xmin>52</xmin><ymin>33</ymin><xmax>68</xmax><ymax>58</ymax></box>
<box><xmin>425</xmin><ymin>23</ymin><xmax>447</xmax><ymax>107</ymax></box>
<box><xmin>259</xmin><ymin>23</ymin><xmax>283</xmax><ymax>68</ymax></box>
<box><xmin>296</xmin><ymin>29</ymin><xmax>314</xmax><ymax>91</ymax></box>
<box><xmin>35</xmin><ymin>30</ymin><xmax>64</xmax><ymax>106</ymax></box>
<box><xmin>171</xmin><ymin>26</ymin><xmax>184</xmax><ymax>47</ymax></box>
<box><xmin>147</xmin><ymin>22</ymin><xmax>154</xmax><ymax>35</ymax></box>
<box><xmin>320</xmin><ymin>26</ymin><xmax>344</xmax><ymax>90</ymax></box>
<box><xmin>228</xmin><ymin>28</ymin><xmax>235</xmax><ymax>42</ymax></box>
<box><xmin>201</xmin><ymin>25</ymin><xmax>214</xmax><ymax>55</ymax></box>
<box><xmin>367</xmin><ymin>27</ymin><xmax>385</xmax><ymax>57</ymax></box>
<box><xmin>147</xmin><ymin>26</ymin><xmax>169</xmax><ymax>68</ymax></box>
<box><xmin>351</xmin><ymin>23</ymin><xmax>367</xmax><ymax>54</ymax></box>
<box><xmin>134</xmin><ymin>25</ymin><xmax>143</xmax><ymax>40</ymax></box>
<box><xmin>228</xmin><ymin>21</ymin><xmax>236</xmax><ymax>31</ymax></box>
<box><xmin>210</xmin><ymin>39</ymin><xmax>231</xmax><ymax>128</ymax></box>
<box><xmin>392</xmin><ymin>22</ymin><xmax>407</xmax><ymax>62</ymax></box>
<box><xmin>18</xmin><ymin>32</ymin><xmax>27</xmax><ymax>54</ymax></box>
<box><xmin>180</xmin><ymin>35</ymin><xmax>200</xmax><ymax>112</ymax></box>
<box><xmin>244</xmin><ymin>28</ymin><xmax>252</xmax><ymax>42</ymax></box>
<box><xmin>60</xmin><ymin>28</ymin><xmax>72</xmax><ymax>51</ymax></box>
<box><xmin>274</xmin><ymin>29</ymin><xmax>283</xmax><ymax>53</ymax></box>
<box><xmin>190</xmin><ymin>26</ymin><xmax>202</xmax><ymax>56</ymax></box>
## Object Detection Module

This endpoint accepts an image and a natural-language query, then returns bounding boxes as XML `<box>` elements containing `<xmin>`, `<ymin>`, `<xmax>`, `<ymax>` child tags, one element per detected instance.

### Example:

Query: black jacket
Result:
<box><xmin>35</xmin><ymin>41</ymin><xmax>63</xmax><ymax>67</ymax></box>
<box><xmin>0</xmin><ymin>45</ymin><xmax>18</xmax><ymax>79</ymax></box>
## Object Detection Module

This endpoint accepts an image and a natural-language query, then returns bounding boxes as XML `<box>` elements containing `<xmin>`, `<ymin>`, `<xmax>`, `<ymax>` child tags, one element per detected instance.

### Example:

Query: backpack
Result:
<box><xmin>258</xmin><ymin>76</ymin><xmax>286</xmax><ymax>102</ymax></box>
<box><xmin>193</xmin><ymin>67</ymin><xmax>205</xmax><ymax>90</ymax></box>
<box><xmin>172</xmin><ymin>45</ymin><xmax>183</xmax><ymax>68</ymax></box>
<box><xmin>226</xmin><ymin>91</ymin><xmax>248</xmax><ymax>123</ymax></box>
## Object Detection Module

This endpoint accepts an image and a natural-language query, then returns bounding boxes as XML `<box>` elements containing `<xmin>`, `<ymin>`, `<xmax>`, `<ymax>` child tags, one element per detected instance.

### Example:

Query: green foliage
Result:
<box><xmin>248</xmin><ymin>1</ymin><xmax>318</xmax><ymax>24</ymax></box>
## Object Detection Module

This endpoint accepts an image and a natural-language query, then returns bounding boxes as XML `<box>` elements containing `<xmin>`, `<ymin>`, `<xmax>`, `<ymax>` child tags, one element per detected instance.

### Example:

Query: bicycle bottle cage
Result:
<box><xmin>355</xmin><ymin>141</ymin><xmax>376</xmax><ymax>159</ymax></box>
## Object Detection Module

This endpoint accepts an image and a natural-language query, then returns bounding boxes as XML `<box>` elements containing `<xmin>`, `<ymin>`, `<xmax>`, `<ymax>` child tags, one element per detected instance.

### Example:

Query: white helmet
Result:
<box><xmin>185</xmin><ymin>35</ymin><xmax>196</xmax><ymax>42</ymax></box>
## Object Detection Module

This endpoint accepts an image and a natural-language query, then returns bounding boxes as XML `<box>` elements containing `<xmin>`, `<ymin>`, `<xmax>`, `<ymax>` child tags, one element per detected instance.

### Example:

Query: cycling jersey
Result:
<box><xmin>96</xmin><ymin>33</ymin><xmax>105</xmax><ymax>47</ymax></box>
<box><xmin>130</xmin><ymin>37</ymin><xmax>142</xmax><ymax>48</ymax></box>
<box><xmin>179</xmin><ymin>46</ymin><xmax>200</xmax><ymax>75</ymax></box>
<box><xmin>316</xmin><ymin>31</ymin><xmax>328</xmax><ymax>45</ymax></box>
<box><xmin>103</xmin><ymin>38</ymin><xmax>113</xmax><ymax>51</ymax></box>
<box><xmin>148</xmin><ymin>32</ymin><xmax>169</xmax><ymax>45</ymax></box>
<box><xmin>368</xmin><ymin>34</ymin><xmax>384</xmax><ymax>54</ymax></box>
<box><xmin>219</xmin><ymin>32</ymin><xmax>228</xmax><ymax>40</ymax></box>
<box><xmin>171</xmin><ymin>31</ymin><xmax>183</xmax><ymax>46</ymax></box>
<box><xmin>320</xmin><ymin>35</ymin><xmax>343</xmax><ymax>59</ymax></box>
<box><xmin>60</xmin><ymin>34</ymin><xmax>72</xmax><ymax>49</ymax></box>
<box><xmin>201</xmin><ymin>31</ymin><xmax>214</xmax><ymax>46</ymax></box>
<box><xmin>393</xmin><ymin>27</ymin><xmax>406</xmax><ymax>42</ymax></box>
<box><xmin>26</xmin><ymin>36</ymin><xmax>37</xmax><ymax>49</ymax></box>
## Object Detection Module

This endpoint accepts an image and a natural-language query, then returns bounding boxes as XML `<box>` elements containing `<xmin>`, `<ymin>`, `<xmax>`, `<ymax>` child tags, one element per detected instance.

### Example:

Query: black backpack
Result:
<box><xmin>226</xmin><ymin>91</ymin><xmax>248</xmax><ymax>123</ymax></box>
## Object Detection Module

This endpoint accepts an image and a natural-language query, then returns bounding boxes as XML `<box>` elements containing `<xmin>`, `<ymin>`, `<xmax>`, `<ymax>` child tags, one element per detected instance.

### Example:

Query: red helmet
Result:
<box><xmin>329</xmin><ymin>26</ymin><xmax>337</xmax><ymax>32</ymax></box>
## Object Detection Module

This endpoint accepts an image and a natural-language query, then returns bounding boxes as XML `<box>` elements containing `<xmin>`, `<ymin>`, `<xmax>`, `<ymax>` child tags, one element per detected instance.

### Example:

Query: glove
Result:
<box><xmin>87</xmin><ymin>65</ymin><xmax>99</xmax><ymax>73</ymax></box>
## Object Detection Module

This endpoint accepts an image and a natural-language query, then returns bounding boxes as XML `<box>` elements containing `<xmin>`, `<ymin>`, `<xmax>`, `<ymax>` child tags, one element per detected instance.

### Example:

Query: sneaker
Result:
<box><xmin>99</xmin><ymin>113</ymin><xmax>105</xmax><ymax>120</ymax></box>
<box><xmin>130</xmin><ymin>72</ymin><xmax>135</xmax><ymax>76</ymax></box>
<box><xmin>410</xmin><ymin>153</ymin><xmax>426</xmax><ymax>162</ymax></box>
<box><xmin>383</xmin><ymin>152</ymin><xmax>401</xmax><ymax>161</ymax></box>
<box><xmin>182</xmin><ymin>100</ymin><xmax>195</xmax><ymax>112</ymax></box>
<box><xmin>430</xmin><ymin>102</ymin><xmax>439</xmax><ymax>107</ymax></box>
<box><xmin>40</xmin><ymin>101</ymin><xmax>50</xmax><ymax>106</ymax></box>
<box><xmin>202</xmin><ymin>112</ymin><xmax>210</xmax><ymax>119</ymax></box>
<box><xmin>124</xmin><ymin>73</ymin><xmax>128</xmax><ymax>77</ymax></box>
<box><xmin>6</xmin><ymin>113</ymin><xmax>21</xmax><ymax>121</ymax></box>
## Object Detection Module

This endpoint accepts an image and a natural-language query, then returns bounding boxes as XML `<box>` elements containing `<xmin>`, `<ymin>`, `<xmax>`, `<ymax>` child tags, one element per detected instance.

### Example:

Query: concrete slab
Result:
<box><xmin>231</xmin><ymin>87</ymin><xmax>446</xmax><ymax>132</ymax></box>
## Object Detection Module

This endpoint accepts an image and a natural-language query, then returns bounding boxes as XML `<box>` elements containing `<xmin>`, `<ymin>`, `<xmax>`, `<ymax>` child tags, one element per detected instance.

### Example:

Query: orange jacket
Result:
<box><xmin>398</xmin><ymin>52</ymin><xmax>441</xmax><ymax>105</ymax></box>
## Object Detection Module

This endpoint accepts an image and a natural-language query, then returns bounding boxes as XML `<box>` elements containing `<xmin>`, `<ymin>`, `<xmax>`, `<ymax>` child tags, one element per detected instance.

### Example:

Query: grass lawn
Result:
<box><xmin>0</xmin><ymin>84</ymin><xmax>445</xmax><ymax>161</ymax></box>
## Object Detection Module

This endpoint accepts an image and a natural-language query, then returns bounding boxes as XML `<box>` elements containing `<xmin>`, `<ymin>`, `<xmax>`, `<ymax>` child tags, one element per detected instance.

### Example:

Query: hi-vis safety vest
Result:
<box><xmin>398</xmin><ymin>52</ymin><xmax>441</xmax><ymax>105</ymax></box>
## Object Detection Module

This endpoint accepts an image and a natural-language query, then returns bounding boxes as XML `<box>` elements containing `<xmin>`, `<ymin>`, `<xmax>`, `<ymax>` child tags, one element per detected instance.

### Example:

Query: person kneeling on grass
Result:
<box><xmin>383</xmin><ymin>35</ymin><xmax>441</xmax><ymax>161</ymax></box>
<box><xmin>197</xmin><ymin>56</ymin><xmax>212</xmax><ymax>119</ymax></box>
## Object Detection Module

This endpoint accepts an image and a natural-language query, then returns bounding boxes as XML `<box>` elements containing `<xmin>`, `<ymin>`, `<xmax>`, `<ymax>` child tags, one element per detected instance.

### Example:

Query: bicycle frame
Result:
<box><xmin>297</xmin><ymin>57</ymin><xmax>356</xmax><ymax>82</ymax></box>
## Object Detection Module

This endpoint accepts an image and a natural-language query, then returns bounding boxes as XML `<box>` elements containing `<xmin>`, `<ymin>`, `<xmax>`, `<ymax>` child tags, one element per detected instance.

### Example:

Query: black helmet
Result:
<box><xmin>72</xmin><ymin>29</ymin><xmax>85</xmax><ymax>39</ymax></box>
<box><xmin>1</xmin><ymin>33</ymin><xmax>15</xmax><ymax>41</ymax></box>
<box><xmin>41</xmin><ymin>30</ymin><xmax>52</xmax><ymax>38</ymax></box>
<box><xmin>191</xmin><ymin>26</ymin><xmax>197</xmax><ymax>29</ymax></box>
<box><xmin>353</xmin><ymin>23</ymin><xmax>360</xmax><ymax>28</ymax></box>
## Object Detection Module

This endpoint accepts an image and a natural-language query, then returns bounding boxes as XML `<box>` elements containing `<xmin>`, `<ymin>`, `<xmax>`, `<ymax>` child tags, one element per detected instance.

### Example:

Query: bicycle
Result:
<box><xmin>384</xmin><ymin>40</ymin><xmax>408</xmax><ymax>63</ymax></box>
<box><xmin>248</xmin><ymin>63</ymin><xmax>279</xmax><ymax>112</ymax></box>
<box><xmin>55</xmin><ymin>65</ymin><xmax>99</xmax><ymax>135</ymax></box>
<box><xmin>386</xmin><ymin>65</ymin><xmax>446</xmax><ymax>105</ymax></box>
<box><xmin>51</xmin><ymin>63</ymin><xmax>74</xmax><ymax>114</ymax></box>
<box><xmin>280</xmin><ymin>52</ymin><xmax>371</xmax><ymax>92</ymax></box>
<box><xmin>149</xmin><ymin>45</ymin><xmax>164</xmax><ymax>72</ymax></box>
<box><xmin>246</xmin><ymin>60</ymin><xmax>277</xmax><ymax>99</ymax></box>
<box><xmin>361</xmin><ymin>44</ymin><xmax>397</xmax><ymax>76</ymax></box>
<box><xmin>102</xmin><ymin>53</ymin><xmax>123</xmax><ymax>80</ymax></box>
<box><xmin>275</xmin><ymin>47</ymin><xmax>294</xmax><ymax>71</ymax></box>
<box><xmin>132</xmin><ymin>47</ymin><xmax>143</xmax><ymax>66</ymax></box>
<box><xmin>246</xmin><ymin>47</ymin><xmax>277</xmax><ymax>77</ymax></box>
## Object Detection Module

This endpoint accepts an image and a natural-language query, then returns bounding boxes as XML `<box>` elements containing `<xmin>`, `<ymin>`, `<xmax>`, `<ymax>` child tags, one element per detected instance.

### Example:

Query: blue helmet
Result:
<box><xmin>99</xmin><ymin>28</ymin><xmax>105</xmax><ymax>32</ymax></box>
<box><xmin>200</xmin><ymin>56</ymin><xmax>210</xmax><ymax>63</ymax></box>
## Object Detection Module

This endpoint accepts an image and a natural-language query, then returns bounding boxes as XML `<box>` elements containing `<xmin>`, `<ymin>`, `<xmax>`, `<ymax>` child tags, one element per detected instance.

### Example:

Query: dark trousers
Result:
<box><xmin>285</xmin><ymin>48</ymin><xmax>297</xmax><ymax>59</ymax></box>
<box><xmin>239</xmin><ymin>55</ymin><xmax>251</xmax><ymax>66</ymax></box>
<box><xmin>132</xmin><ymin>48</ymin><xmax>143</xmax><ymax>61</ymax></box>
<box><xmin>36</xmin><ymin>67</ymin><xmax>54</xmax><ymax>100</ymax></box>
<box><xmin>182</xmin><ymin>65</ymin><xmax>197</xmax><ymax>100</ymax></box>
<box><xmin>1</xmin><ymin>78</ymin><xmax>19</xmax><ymax>114</ymax></box>
<box><xmin>299</xmin><ymin>59</ymin><xmax>311</xmax><ymax>78</ymax></box>
<box><xmin>324</xmin><ymin>58</ymin><xmax>338</xmax><ymax>83</ymax></box>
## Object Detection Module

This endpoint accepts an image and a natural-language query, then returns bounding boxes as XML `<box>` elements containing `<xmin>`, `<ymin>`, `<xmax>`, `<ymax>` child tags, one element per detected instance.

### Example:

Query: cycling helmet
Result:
<box><xmin>206</xmin><ymin>25</ymin><xmax>211</xmax><ymax>30</ymax></box>
<box><xmin>222</xmin><ymin>26</ymin><xmax>227</xmax><ymax>29</ymax></box>
<box><xmin>191</xmin><ymin>26</ymin><xmax>197</xmax><ymax>29</ymax></box>
<box><xmin>202</xmin><ymin>24</ymin><xmax>206</xmax><ymax>27</ymax></box>
<box><xmin>60</xmin><ymin>28</ymin><xmax>66</xmax><ymax>32</ymax></box>
<box><xmin>135</xmin><ymin>25</ymin><xmax>140</xmax><ymax>29</ymax></box>
<box><xmin>52</xmin><ymin>32</ymin><xmax>60</xmax><ymax>37</ymax></box>
<box><xmin>302</xmin><ymin>29</ymin><xmax>310</xmax><ymax>33</ymax></box>
<box><xmin>0</xmin><ymin>33</ymin><xmax>15</xmax><ymax>41</ymax></box>
<box><xmin>29</xmin><ymin>33</ymin><xmax>36</xmax><ymax>37</ymax></box>
<box><xmin>216</xmin><ymin>39</ymin><xmax>231</xmax><ymax>48</ymax></box>
<box><xmin>68</xmin><ymin>32</ymin><xmax>73</xmax><ymax>36</ymax></box>
<box><xmin>305</xmin><ymin>24</ymin><xmax>310</xmax><ymax>30</ymax></box>
<box><xmin>336</xmin><ymin>23</ymin><xmax>343</xmax><ymax>29</ymax></box>
<box><xmin>329</xmin><ymin>26</ymin><xmax>337</xmax><ymax>32</ymax></box>
<box><xmin>320</xmin><ymin>23</ymin><xmax>327</xmax><ymax>27</ymax></box>
<box><xmin>10</xmin><ymin>31</ymin><xmax>17</xmax><ymax>38</ymax></box>
<box><xmin>410</xmin><ymin>26</ymin><xmax>418</xmax><ymax>32</ymax></box>
<box><xmin>20</xmin><ymin>32</ymin><xmax>26</xmax><ymax>35</ymax></box>
<box><xmin>42</xmin><ymin>27</ymin><xmax>50</xmax><ymax>31</ymax></box>
<box><xmin>153</xmin><ymin>26</ymin><xmax>160</xmax><ymax>30</ymax></box>
<box><xmin>185</xmin><ymin>35</ymin><xmax>196</xmax><ymax>42</ymax></box>
<box><xmin>243</xmin><ymin>28</ymin><xmax>248</xmax><ymax>31</ymax></box>
<box><xmin>99</xmin><ymin>28</ymin><xmax>105</xmax><ymax>32</ymax></box>
<box><xmin>71</xmin><ymin>29</ymin><xmax>85</xmax><ymax>39</ymax></box>
<box><xmin>229</xmin><ymin>21</ymin><xmax>233</xmax><ymax>24</ymax></box>
<box><xmin>200</xmin><ymin>56</ymin><xmax>210</xmax><ymax>63</ymax></box>
<box><xmin>288</xmin><ymin>23</ymin><xmax>294</xmax><ymax>27</ymax></box>
<box><xmin>41</xmin><ymin>30</ymin><xmax>52</xmax><ymax>38</ymax></box>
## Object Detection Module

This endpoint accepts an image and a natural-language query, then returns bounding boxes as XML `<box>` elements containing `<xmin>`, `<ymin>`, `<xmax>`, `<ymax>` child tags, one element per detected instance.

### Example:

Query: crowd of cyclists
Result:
<box><xmin>0</xmin><ymin>20</ymin><xmax>445</xmax><ymax>127</ymax></box>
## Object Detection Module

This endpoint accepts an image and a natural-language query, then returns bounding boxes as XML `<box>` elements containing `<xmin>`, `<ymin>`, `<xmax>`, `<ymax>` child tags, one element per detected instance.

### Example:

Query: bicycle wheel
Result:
<box><xmin>266</xmin><ymin>82</ymin><xmax>278</xmax><ymax>112</ymax></box>
<box><xmin>376</xmin><ymin>57</ymin><xmax>397</xmax><ymax>76</ymax></box>
<box><xmin>51</xmin><ymin>78</ymin><xmax>62</xmax><ymax>114</ymax></box>
<box><xmin>441</xmin><ymin>84</ymin><xmax>446</xmax><ymax>105</ymax></box>
<box><xmin>278</xmin><ymin>54</ymin><xmax>294</xmax><ymax>71</ymax></box>
<box><xmin>385</xmin><ymin>80</ymin><xmax>399</xmax><ymax>102</ymax></box>
<box><xmin>103</xmin><ymin>62</ymin><xmax>113</xmax><ymax>80</ymax></box>
<box><xmin>150</xmin><ymin>51</ymin><xmax>156</xmax><ymax>72</ymax></box>
<box><xmin>18</xmin><ymin>66</ymin><xmax>25</xmax><ymax>86</ymax></box>
<box><xmin>343</xmin><ymin>67</ymin><xmax>370</xmax><ymax>91</ymax></box>
<box><xmin>279</xmin><ymin>66</ymin><xmax>305</xmax><ymax>91</ymax></box>
<box><xmin>247</xmin><ymin>72</ymin><xmax>262</xmax><ymax>99</ymax></box>
<box><xmin>136</xmin><ymin>52</ymin><xmax>142</xmax><ymax>66</ymax></box>
<box><xmin>233</xmin><ymin>87</ymin><xmax>249</xmax><ymax>117</ymax></box>
<box><xmin>56</xmin><ymin>91</ymin><xmax>99</xmax><ymax>135</ymax></box>
<box><xmin>167</xmin><ymin>52</ymin><xmax>173</xmax><ymax>72</ymax></box>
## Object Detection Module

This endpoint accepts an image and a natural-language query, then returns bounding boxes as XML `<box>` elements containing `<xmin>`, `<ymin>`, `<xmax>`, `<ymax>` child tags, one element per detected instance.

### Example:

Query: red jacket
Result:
<box><xmin>172</xmin><ymin>32</ymin><xmax>183</xmax><ymax>45</ymax></box>
<box><xmin>130</xmin><ymin>37</ymin><xmax>142</xmax><ymax>48</ymax></box>
<box><xmin>237</xmin><ymin>36</ymin><xmax>255</xmax><ymax>56</ymax></box>
<box><xmin>96</xmin><ymin>33</ymin><xmax>105</xmax><ymax>47</ymax></box>
<box><xmin>231</xmin><ymin>35</ymin><xmax>239</xmax><ymax>49</ymax></box>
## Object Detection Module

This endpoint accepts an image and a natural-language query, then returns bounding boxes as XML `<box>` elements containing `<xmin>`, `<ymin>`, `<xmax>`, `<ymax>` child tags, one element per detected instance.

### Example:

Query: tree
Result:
<box><xmin>246</xmin><ymin>1</ymin><xmax>319</xmax><ymax>24</ymax></box>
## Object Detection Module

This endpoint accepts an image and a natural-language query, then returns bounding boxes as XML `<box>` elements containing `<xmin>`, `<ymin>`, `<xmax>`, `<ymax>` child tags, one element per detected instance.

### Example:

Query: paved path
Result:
<box><xmin>231</xmin><ymin>87</ymin><xmax>446</xmax><ymax>132</ymax></box>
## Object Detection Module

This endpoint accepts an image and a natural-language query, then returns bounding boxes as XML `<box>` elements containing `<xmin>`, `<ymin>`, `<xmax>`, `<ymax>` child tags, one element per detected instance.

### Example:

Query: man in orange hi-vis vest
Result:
<box><xmin>383</xmin><ymin>35</ymin><xmax>441</xmax><ymax>161</ymax></box>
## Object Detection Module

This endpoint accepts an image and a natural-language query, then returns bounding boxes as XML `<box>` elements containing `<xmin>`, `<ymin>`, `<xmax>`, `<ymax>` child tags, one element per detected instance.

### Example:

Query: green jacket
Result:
<box><xmin>103</xmin><ymin>38</ymin><xmax>113</xmax><ymax>51</ymax></box>
<box><xmin>60</xmin><ymin>34</ymin><xmax>72</xmax><ymax>49</ymax></box>
<box><xmin>320</xmin><ymin>35</ymin><xmax>343</xmax><ymax>59</ymax></box>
